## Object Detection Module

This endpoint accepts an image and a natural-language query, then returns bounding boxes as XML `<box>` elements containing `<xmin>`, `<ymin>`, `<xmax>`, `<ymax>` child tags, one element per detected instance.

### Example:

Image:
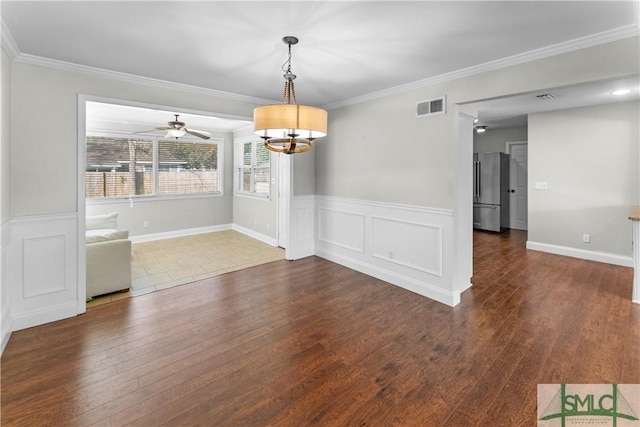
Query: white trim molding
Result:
<box><xmin>324</xmin><ymin>25</ymin><xmax>639</xmax><ymax>110</ymax></box>
<box><xmin>232</xmin><ymin>224</ymin><xmax>277</xmax><ymax>247</ymax></box>
<box><xmin>0</xmin><ymin>19</ymin><xmax>20</xmax><ymax>60</ymax></box>
<box><xmin>630</xmin><ymin>218</ymin><xmax>640</xmax><ymax>304</ymax></box>
<box><xmin>13</xmin><ymin>53</ymin><xmax>275</xmax><ymax>106</ymax></box>
<box><xmin>130</xmin><ymin>224</ymin><xmax>232</xmax><ymax>244</ymax></box>
<box><xmin>526</xmin><ymin>240</ymin><xmax>634</xmax><ymax>268</ymax></box>
<box><xmin>315</xmin><ymin>196</ymin><xmax>458</xmax><ymax>307</ymax></box>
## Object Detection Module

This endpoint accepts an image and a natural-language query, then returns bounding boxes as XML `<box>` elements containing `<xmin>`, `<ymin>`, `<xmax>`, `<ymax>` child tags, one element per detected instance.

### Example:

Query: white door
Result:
<box><xmin>507</xmin><ymin>142</ymin><xmax>528</xmax><ymax>230</ymax></box>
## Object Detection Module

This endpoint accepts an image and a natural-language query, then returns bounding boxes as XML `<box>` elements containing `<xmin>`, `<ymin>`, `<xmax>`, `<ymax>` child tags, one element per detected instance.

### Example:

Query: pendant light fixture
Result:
<box><xmin>253</xmin><ymin>36</ymin><xmax>328</xmax><ymax>154</ymax></box>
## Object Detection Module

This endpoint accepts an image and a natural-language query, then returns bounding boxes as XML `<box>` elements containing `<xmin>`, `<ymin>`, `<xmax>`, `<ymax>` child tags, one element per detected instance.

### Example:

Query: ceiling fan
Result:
<box><xmin>135</xmin><ymin>114</ymin><xmax>211</xmax><ymax>140</ymax></box>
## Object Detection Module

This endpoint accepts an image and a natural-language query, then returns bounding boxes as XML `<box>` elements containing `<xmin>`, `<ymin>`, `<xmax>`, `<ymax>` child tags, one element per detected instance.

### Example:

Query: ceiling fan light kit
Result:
<box><xmin>253</xmin><ymin>36</ymin><xmax>328</xmax><ymax>154</ymax></box>
<box><xmin>165</xmin><ymin>128</ymin><xmax>186</xmax><ymax>138</ymax></box>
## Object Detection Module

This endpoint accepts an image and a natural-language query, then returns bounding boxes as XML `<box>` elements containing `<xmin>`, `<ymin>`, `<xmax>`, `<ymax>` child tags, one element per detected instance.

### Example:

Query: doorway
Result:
<box><xmin>506</xmin><ymin>141</ymin><xmax>528</xmax><ymax>230</ymax></box>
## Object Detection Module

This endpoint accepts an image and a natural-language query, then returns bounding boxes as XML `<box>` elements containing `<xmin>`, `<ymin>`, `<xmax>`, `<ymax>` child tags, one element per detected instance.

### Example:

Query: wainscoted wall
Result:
<box><xmin>315</xmin><ymin>196</ymin><xmax>457</xmax><ymax>306</ymax></box>
<box><xmin>10</xmin><ymin>214</ymin><xmax>80</xmax><ymax>330</ymax></box>
<box><xmin>1</xmin><ymin>219</ymin><xmax>12</xmax><ymax>352</ymax></box>
<box><xmin>287</xmin><ymin>195</ymin><xmax>316</xmax><ymax>260</ymax></box>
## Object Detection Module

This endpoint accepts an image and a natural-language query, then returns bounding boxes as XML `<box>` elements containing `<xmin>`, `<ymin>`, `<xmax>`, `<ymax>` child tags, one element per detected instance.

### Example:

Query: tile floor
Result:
<box><xmin>87</xmin><ymin>230</ymin><xmax>285</xmax><ymax>307</ymax></box>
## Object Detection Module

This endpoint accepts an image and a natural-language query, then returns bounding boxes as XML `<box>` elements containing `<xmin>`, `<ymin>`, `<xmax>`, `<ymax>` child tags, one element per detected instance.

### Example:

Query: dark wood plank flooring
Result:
<box><xmin>1</xmin><ymin>230</ymin><xmax>638</xmax><ymax>426</ymax></box>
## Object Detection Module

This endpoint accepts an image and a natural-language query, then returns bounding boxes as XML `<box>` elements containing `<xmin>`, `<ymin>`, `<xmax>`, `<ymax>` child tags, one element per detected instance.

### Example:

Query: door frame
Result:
<box><xmin>277</xmin><ymin>153</ymin><xmax>291</xmax><ymax>251</ymax></box>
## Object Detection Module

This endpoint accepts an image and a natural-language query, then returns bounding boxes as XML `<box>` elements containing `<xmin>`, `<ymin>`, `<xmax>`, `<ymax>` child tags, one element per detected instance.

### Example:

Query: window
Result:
<box><xmin>157</xmin><ymin>139</ymin><xmax>219</xmax><ymax>195</ymax></box>
<box><xmin>86</xmin><ymin>134</ymin><xmax>222</xmax><ymax>199</ymax></box>
<box><xmin>235</xmin><ymin>139</ymin><xmax>270</xmax><ymax>198</ymax></box>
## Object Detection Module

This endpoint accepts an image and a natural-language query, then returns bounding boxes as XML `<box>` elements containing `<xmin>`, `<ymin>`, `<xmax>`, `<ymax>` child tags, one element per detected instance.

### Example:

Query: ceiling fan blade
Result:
<box><xmin>184</xmin><ymin>128</ymin><xmax>211</xmax><ymax>140</ymax></box>
<box><xmin>132</xmin><ymin>128</ymin><xmax>164</xmax><ymax>135</ymax></box>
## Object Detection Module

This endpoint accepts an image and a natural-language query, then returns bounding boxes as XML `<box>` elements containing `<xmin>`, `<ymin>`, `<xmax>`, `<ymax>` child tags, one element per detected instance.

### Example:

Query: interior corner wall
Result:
<box><xmin>474</xmin><ymin>126</ymin><xmax>528</xmax><ymax>153</ymax></box>
<box><xmin>1</xmin><ymin>48</ymin><xmax>13</xmax><ymax>352</ymax></box>
<box><xmin>1</xmin><ymin>51</ymin><xmax>11</xmax><ymax>222</ymax></box>
<box><xmin>231</xmin><ymin>133</ymin><xmax>279</xmax><ymax>244</ymax></box>
<box><xmin>528</xmin><ymin>100</ymin><xmax>640</xmax><ymax>262</ymax></box>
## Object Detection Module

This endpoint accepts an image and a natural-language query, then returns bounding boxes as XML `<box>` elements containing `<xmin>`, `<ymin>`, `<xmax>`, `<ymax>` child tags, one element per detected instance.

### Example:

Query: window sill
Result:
<box><xmin>86</xmin><ymin>192</ymin><xmax>225</xmax><ymax>205</ymax></box>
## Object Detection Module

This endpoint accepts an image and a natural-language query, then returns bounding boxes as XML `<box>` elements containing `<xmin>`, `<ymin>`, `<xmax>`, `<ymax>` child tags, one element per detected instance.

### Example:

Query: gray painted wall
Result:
<box><xmin>231</xmin><ymin>132</ymin><xmax>279</xmax><ymax>240</ymax></box>
<box><xmin>10</xmin><ymin>62</ymin><xmax>258</xmax><ymax>218</ymax></box>
<box><xmin>528</xmin><ymin>100</ymin><xmax>639</xmax><ymax>256</ymax></box>
<box><xmin>316</xmin><ymin>38</ymin><xmax>639</xmax><ymax>212</ymax></box>
<box><xmin>1</xmin><ymin>50</ymin><xmax>10</xmax><ymax>222</ymax></box>
<box><xmin>315</xmin><ymin>36</ymin><xmax>638</xmax><ymax>285</ymax></box>
<box><xmin>474</xmin><ymin>126</ymin><xmax>528</xmax><ymax>153</ymax></box>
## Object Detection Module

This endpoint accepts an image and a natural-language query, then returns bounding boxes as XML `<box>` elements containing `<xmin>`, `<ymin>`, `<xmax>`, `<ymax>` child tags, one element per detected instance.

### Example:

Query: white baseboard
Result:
<box><xmin>526</xmin><ymin>241</ymin><xmax>633</xmax><ymax>267</ymax></box>
<box><xmin>130</xmin><ymin>224</ymin><xmax>233</xmax><ymax>243</ymax></box>
<box><xmin>1</xmin><ymin>312</ymin><xmax>12</xmax><ymax>354</ymax></box>
<box><xmin>315</xmin><ymin>196</ymin><xmax>458</xmax><ymax>307</ymax></box>
<box><xmin>11</xmin><ymin>301</ymin><xmax>78</xmax><ymax>331</ymax></box>
<box><xmin>316</xmin><ymin>248</ymin><xmax>460</xmax><ymax>307</ymax></box>
<box><xmin>231</xmin><ymin>224</ymin><xmax>278</xmax><ymax>247</ymax></box>
<box><xmin>130</xmin><ymin>223</ymin><xmax>278</xmax><ymax>248</ymax></box>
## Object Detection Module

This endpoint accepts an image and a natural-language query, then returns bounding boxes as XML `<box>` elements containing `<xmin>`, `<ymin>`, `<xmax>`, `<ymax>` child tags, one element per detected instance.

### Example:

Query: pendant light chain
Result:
<box><xmin>281</xmin><ymin>41</ymin><xmax>297</xmax><ymax>105</ymax></box>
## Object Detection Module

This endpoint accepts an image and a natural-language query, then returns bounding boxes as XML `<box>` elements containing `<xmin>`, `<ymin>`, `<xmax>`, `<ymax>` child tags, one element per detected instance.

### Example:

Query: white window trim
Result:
<box><xmin>86</xmin><ymin>129</ymin><xmax>224</xmax><ymax>202</ymax></box>
<box><xmin>234</xmin><ymin>136</ymin><xmax>271</xmax><ymax>200</ymax></box>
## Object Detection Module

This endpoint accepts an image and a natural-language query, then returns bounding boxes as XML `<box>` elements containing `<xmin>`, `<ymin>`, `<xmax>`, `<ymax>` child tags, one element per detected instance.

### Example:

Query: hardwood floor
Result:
<box><xmin>2</xmin><ymin>230</ymin><xmax>638</xmax><ymax>426</ymax></box>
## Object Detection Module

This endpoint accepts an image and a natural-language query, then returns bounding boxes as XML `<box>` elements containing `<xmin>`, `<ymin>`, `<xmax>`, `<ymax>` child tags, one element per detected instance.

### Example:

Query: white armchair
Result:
<box><xmin>86</xmin><ymin>213</ymin><xmax>132</xmax><ymax>298</ymax></box>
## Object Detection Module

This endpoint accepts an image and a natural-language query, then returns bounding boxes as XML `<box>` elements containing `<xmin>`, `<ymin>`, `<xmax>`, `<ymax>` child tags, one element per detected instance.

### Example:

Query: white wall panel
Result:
<box><xmin>10</xmin><ymin>214</ymin><xmax>79</xmax><ymax>330</ymax></box>
<box><xmin>315</xmin><ymin>196</ymin><xmax>457</xmax><ymax>306</ymax></box>
<box><xmin>23</xmin><ymin>236</ymin><xmax>66</xmax><ymax>297</ymax></box>
<box><xmin>287</xmin><ymin>195</ymin><xmax>315</xmax><ymax>260</ymax></box>
<box><xmin>318</xmin><ymin>208</ymin><xmax>365</xmax><ymax>253</ymax></box>
<box><xmin>371</xmin><ymin>216</ymin><xmax>442</xmax><ymax>276</ymax></box>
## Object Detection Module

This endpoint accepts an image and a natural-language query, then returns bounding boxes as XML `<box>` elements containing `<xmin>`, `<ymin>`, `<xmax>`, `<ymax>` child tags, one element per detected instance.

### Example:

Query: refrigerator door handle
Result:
<box><xmin>473</xmin><ymin>161</ymin><xmax>478</xmax><ymax>198</ymax></box>
<box><xmin>476</xmin><ymin>161</ymin><xmax>481</xmax><ymax>198</ymax></box>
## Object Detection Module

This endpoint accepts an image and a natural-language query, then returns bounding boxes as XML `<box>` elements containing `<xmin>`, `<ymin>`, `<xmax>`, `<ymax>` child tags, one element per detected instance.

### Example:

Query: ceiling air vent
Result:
<box><xmin>416</xmin><ymin>96</ymin><xmax>446</xmax><ymax>118</ymax></box>
<box><xmin>535</xmin><ymin>93</ymin><xmax>556</xmax><ymax>100</ymax></box>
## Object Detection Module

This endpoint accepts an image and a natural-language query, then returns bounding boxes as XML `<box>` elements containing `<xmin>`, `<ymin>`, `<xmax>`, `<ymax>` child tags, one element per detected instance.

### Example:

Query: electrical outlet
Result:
<box><xmin>143</xmin><ymin>221</ymin><xmax>149</xmax><ymax>228</ymax></box>
<box><xmin>583</xmin><ymin>234</ymin><xmax>590</xmax><ymax>243</ymax></box>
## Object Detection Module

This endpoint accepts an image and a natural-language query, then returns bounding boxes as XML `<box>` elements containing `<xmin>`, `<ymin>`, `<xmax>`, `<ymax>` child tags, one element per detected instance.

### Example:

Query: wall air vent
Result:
<box><xmin>416</xmin><ymin>96</ymin><xmax>446</xmax><ymax>118</ymax></box>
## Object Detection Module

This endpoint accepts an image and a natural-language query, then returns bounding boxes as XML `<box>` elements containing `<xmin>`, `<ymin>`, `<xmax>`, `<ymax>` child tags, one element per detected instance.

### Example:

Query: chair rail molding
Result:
<box><xmin>314</xmin><ymin>196</ymin><xmax>457</xmax><ymax>306</ymax></box>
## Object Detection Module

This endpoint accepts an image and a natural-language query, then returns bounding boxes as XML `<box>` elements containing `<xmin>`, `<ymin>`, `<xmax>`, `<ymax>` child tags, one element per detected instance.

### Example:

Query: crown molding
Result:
<box><xmin>1</xmin><ymin>19</ymin><xmax>20</xmax><ymax>60</ymax></box>
<box><xmin>11</xmin><ymin>52</ymin><xmax>276</xmax><ymax>106</ymax></box>
<box><xmin>2</xmin><ymin>18</ymin><xmax>637</xmax><ymax>110</ymax></box>
<box><xmin>323</xmin><ymin>24</ymin><xmax>640</xmax><ymax>110</ymax></box>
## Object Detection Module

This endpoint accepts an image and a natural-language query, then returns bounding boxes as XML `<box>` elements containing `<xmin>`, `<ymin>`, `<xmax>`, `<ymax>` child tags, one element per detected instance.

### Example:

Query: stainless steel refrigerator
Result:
<box><xmin>473</xmin><ymin>152</ymin><xmax>510</xmax><ymax>232</ymax></box>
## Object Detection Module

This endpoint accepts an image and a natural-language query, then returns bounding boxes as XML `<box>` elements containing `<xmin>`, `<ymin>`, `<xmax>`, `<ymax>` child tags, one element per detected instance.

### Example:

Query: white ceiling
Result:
<box><xmin>2</xmin><ymin>1</ymin><xmax>640</xmax><ymax>129</ymax></box>
<box><xmin>85</xmin><ymin>102</ymin><xmax>252</xmax><ymax>134</ymax></box>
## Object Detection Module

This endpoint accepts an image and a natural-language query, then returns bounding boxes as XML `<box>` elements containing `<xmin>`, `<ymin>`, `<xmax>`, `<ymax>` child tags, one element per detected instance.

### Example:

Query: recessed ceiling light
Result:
<box><xmin>612</xmin><ymin>89</ymin><xmax>631</xmax><ymax>96</ymax></box>
<box><xmin>475</xmin><ymin>126</ymin><xmax>487</xmax><ymax>133</ymax></box>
